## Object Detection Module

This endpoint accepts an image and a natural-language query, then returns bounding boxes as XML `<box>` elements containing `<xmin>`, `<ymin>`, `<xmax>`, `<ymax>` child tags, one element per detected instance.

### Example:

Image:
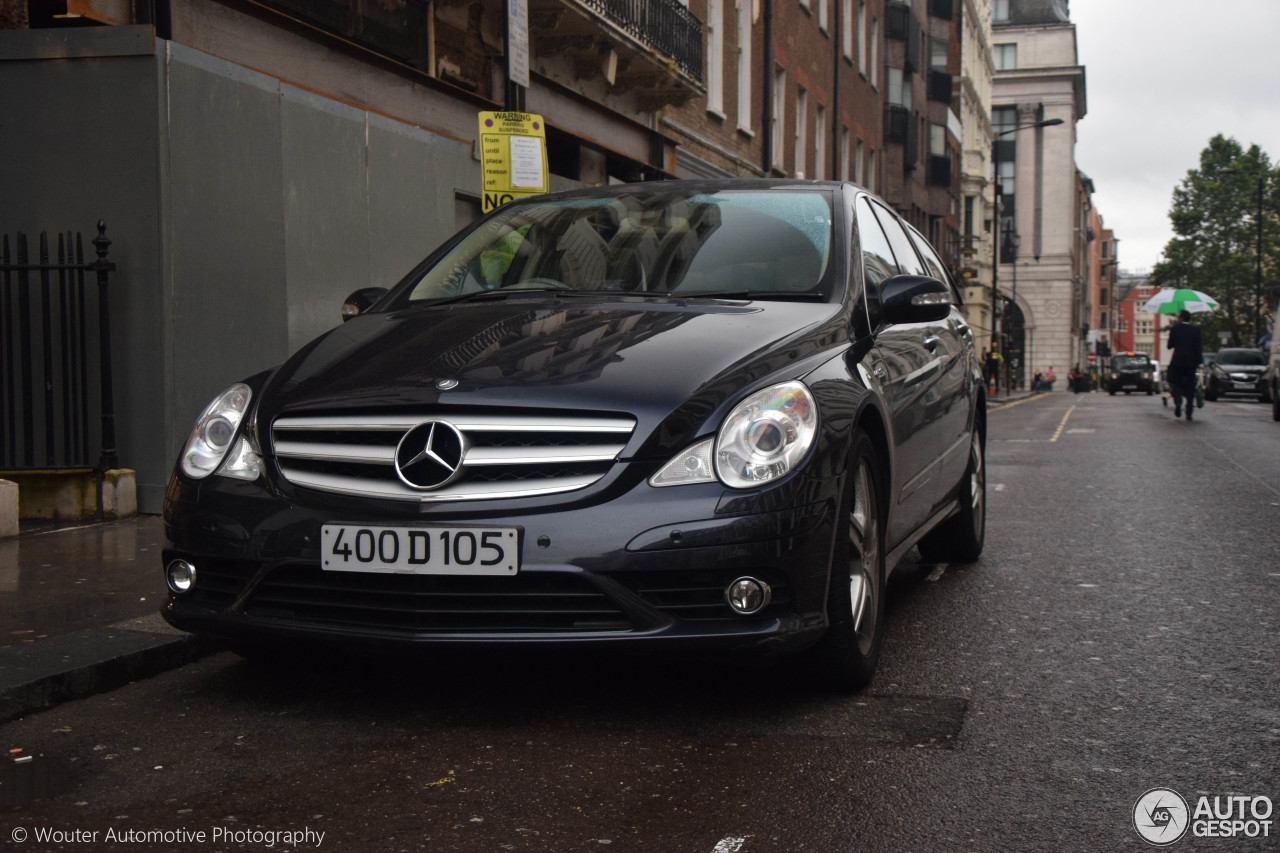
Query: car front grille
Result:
<box><xmin>243</xmin><ymin>564</ymin><xmax>634</xmax><ymax>634</ymax></box>
<box><xmin>270</xmin><ymin>411</ymin><xmax>635</xmax><ymax>502</ymax></box>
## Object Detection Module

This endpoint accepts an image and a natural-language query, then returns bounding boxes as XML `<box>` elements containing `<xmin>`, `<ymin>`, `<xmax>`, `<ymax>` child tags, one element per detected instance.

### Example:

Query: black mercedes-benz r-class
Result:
<box><xmin>162</xmin><ymin>179</ymin><xmax>986</xmax><ymax>691</ymax></box>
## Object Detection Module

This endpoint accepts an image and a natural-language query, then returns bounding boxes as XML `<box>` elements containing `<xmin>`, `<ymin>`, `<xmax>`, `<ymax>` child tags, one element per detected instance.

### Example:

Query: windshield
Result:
<box><xmin>403</xmin><ymin>189</ymin><xmax>834</xmax><ymax>302</ymax></box>
<box><xmin>1114</xmin><ymin>356</ymin><xmax>1149</xmax><ymax>370</ymax></box>
<box><xmin>1216</xmin><ymin>349</ymin><xmax>1266</xmax><ymax>366</ymax></box>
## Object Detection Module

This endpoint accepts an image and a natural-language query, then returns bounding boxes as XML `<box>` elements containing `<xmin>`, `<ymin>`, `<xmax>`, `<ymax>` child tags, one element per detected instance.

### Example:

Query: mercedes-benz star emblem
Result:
<box><xmin>394</xmin><ymin>420</ymin><xmax>466</xmax><ymax>490</ymax></box>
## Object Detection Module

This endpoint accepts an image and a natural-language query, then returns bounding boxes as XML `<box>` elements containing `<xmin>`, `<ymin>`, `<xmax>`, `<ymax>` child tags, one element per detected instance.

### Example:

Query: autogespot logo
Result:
<box><xmin>1134</xmin><ymin>788</ymin><xmax>1190</xmax><ymax>846</ymax></box>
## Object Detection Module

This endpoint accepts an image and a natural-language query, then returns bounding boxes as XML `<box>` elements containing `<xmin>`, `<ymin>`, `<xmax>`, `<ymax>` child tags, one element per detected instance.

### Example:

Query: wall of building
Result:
<box><xmin>1</xmin><ymin>27</ymin><xmax>481</xmax><ymax>512</ymax></box>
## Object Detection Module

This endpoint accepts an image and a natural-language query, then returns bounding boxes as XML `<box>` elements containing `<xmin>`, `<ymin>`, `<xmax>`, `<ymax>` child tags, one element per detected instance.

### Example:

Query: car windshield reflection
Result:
<box><xmin>404</xmin><ymin>189</ymin><xmax>835</xmax><ymax>303</ymax></box>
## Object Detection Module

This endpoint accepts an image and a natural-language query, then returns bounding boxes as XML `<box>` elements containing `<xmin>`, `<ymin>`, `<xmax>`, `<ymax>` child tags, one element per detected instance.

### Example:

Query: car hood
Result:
<box><xmin>255</xmin><ymin>297</ymin><xmax>847</xmax><ymax>456</ymax></box>
<box><xmin>1218</xmin><ymin>363</ymin><xmax>1265</xmax><ymax>373</ymax></box>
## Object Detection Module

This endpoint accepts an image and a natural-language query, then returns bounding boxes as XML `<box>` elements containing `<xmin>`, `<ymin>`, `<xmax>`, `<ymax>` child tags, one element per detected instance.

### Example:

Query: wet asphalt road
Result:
<box><xmin>3</xmin><ymin>392</ymin><xmax>1278</xmax><ymax>852</ymax></box>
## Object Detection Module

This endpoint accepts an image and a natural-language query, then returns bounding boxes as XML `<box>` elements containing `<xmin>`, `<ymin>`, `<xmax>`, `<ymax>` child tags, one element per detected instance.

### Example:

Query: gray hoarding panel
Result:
<box><xmin>280</xmin><ymin>87</ymin><xmax>371</xmax><ymax>351</ymax></box>
<box><xmin>164</xmin><ymin>48</ymin><xmax>289</xmax><ymax>454</ymax></box>
<box><xmin>367</xmin><ymin>113</ymin><xmax>477</xmax><ymax>290</ymax></box>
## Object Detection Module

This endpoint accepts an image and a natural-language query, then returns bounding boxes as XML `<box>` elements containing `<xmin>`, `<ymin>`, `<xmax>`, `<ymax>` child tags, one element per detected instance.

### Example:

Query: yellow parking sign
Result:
<box><xmin>479</xmin><ymin>111</ymin><xmax>549</xmax><ymax>212</ymax></box>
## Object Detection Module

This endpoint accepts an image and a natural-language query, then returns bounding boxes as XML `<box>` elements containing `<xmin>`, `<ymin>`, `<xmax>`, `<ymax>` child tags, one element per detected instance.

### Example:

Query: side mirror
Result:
<box><xmin>341</xmin><ymin>287</ymin><xmax>389</xmax><ymax>322</ymax></box>
<box><xmin>880</xmin><ymin>275</ymin><xmax>952</xmax><ymax>325</ymax></box>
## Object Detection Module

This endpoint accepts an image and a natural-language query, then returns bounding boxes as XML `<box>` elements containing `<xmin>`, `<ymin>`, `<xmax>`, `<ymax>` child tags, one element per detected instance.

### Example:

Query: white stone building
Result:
<box><xmin>990</xmin><ymin>0</ymin><xmax>1086</xmax><ymax>384</ymax></box>
<box><xmin>957</xmin><ymin>0</ymin><xmax>996</xmax><ymax>349</ymax></box>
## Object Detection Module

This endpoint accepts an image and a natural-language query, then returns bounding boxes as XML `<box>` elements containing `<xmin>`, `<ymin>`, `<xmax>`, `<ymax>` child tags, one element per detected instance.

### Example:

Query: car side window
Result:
<box><xmin>906</xmin><ymin>224</ymin><xmax>963</xmax><ymax>306</ymax></box>
<box><xmin>869</xmin><ymin>202</ymin><xmax>930</xmax><ymax>278</ymax></box>
<box><xmin>855</xmin><ymin>198</ymin><xmax>898</xmax><ymax>330</ymax></box>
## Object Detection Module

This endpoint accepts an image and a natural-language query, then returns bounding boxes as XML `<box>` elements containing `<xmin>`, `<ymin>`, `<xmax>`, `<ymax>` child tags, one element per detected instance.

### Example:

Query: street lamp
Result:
<box><xmin>990</xmin><ymin>116</ymin><xmax>1063</xmax><ymax>394</ymax></box>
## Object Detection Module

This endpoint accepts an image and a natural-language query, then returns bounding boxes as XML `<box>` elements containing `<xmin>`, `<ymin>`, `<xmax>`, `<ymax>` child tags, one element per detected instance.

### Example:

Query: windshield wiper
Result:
<box><xmin>674</xmin><ymin>290</ymin><xmax>827</xmax><ymax>302</ymax></box>
<box><xmin>416</xmin><ymin>287</ymin><xmax>597</xmax><ymax>307</ymax></box>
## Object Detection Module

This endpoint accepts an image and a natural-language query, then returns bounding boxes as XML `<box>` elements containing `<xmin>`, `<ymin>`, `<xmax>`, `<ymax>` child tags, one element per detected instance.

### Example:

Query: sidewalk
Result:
<box><xmin>0</xmin><ymin>516</ymin><xmax>220</xmax><ymax>724</ymax></box>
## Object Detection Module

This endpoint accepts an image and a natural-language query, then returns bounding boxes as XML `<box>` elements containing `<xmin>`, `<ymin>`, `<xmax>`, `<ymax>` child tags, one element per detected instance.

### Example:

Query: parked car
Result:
<box><xmin>160</xmin><ymin>180</ymin><xmax>987</xmax><ymax>691</ymax></box>
<box><xmin>1204</xmin><ymin>347</ymin><xmax>1267</xmax><ymax>401</ymax></box>
<box><xmin>1107</xmin><ymin>352</ymin><xmax>1156</xmax><ymax>395</ymax></box>
<box><xmin>1266</xmin><ymin>306</ymin><xmax>1280</xmax><ymax>420</ymax></box>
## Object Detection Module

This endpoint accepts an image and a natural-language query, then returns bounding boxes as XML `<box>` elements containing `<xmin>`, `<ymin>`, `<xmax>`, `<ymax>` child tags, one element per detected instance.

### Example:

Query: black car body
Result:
<box><xmin>162</xmin><ymin>180</ymin><xmax>986</xmax><ymax>690</ymax></box>
<box><xmin>1107</xmin><ymin>352</ymin><xmax>1155</xmax><ymax>395</ymax></box>
<box><xmin>1205</xmin><ymin>347</ymin><xmax>1267</xmax><ymax>401</ymax></box>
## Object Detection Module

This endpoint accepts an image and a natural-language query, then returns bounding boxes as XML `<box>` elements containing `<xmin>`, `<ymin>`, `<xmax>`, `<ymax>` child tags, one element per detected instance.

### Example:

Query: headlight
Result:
<box><xmin>180</xmin><ymin>384</ymin><xmax>256</xmax><ymax>479</ymax></box>
<box><xmin>716</xmin><ymin>382</ymin><xmax>817</xmax><ymax>488</ymax></box>
<box><xmin>650</xmin><ymin>381</ymin><xmax>818</xmax><ymax>489</ymax></box>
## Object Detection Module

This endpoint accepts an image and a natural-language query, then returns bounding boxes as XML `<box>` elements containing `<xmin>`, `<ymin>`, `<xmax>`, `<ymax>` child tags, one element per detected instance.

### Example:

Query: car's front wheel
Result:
<box><xmin>804</xmin><ymin>430</ymin><xmax>885</xmax><ymax>692</ymax></box>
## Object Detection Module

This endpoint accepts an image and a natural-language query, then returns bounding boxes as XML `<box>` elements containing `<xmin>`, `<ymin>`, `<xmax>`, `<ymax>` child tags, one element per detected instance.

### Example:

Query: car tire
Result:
<box><xmin>917</xmin><ymin>427</ymin><xmax>986</xmax><ymax>565</ymax></box>
<box><xmin>804</xmin><ymin>430</ymin><xmax>885</xmax><ymax>692</ymax></box>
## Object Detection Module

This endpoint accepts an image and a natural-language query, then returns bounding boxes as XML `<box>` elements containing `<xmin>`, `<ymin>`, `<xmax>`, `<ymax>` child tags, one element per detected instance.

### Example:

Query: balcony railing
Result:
<box><xmin>580</xmin><ymin>0</ymin><xmax>704</xmax><ymax>82</ymax></box>
<box><xmin>928</xmin><ymin>154</ymin><xmax>952</xmax><ymax>187</ymax></box>
<box><xmin>928</xmin><ymin>69</ymin><xmax>953</xmax><ymax>104</ymax></box>
<box><xmin>885</xmin><ymin>105</ymin><xmax>910</xmax><ymax>143</ymax></box>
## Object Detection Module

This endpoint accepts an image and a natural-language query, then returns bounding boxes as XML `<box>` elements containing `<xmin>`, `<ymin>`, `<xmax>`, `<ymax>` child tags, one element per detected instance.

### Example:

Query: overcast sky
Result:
<box><xmin>1070</xmin><ymin>0</ymin><xmax>1280</xmax><ymax>275</ymax></box>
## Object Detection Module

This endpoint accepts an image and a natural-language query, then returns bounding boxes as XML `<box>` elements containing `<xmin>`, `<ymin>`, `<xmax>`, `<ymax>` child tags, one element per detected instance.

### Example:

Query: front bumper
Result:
<box><xmin>162</xmin><ymin>469</ymin><xmax>841</xmax><ymax>655</ymax></box>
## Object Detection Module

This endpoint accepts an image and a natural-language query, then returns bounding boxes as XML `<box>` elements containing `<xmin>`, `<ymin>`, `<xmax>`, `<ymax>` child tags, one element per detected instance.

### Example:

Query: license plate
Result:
<box><xmin>321</xmin><ymin>524</ymin><xmax>520</xmax><ymax>575</ymax></box>
<box><xmin>1234</xmin><ymin>381</ymin><xmax>1256</xmax><ymax>390</ymax></box>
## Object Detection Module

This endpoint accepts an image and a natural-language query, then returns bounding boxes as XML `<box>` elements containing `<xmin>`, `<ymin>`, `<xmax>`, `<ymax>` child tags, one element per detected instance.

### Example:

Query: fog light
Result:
<box><xmin>725</xmin><ymin>577</ymin><xmax>771</xmax><ymax>615</ymax></box>
<box><xmin>166</xmin><ymin>560</ymin><xmax>197</xmax><ymax>594</ymax></box>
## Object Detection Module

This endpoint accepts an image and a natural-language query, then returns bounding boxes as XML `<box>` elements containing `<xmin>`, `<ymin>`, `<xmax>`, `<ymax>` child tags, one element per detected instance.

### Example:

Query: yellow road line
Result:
<box><xmin>1050</xmin><ymin>405</ymin><xmax>1077</xmax><ymax>442</ymax></box>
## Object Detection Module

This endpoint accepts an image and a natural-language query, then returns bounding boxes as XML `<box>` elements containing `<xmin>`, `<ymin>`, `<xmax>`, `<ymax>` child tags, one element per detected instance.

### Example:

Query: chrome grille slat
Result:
<box><xmin>274</xmin><ymin>414</ymin><xmax>634</xmax><ymax>433</ymax></box>
<box><xmin>271</xmin><ymin>411</ymin><xmax>636</xmax><ymax>501</ymax></box>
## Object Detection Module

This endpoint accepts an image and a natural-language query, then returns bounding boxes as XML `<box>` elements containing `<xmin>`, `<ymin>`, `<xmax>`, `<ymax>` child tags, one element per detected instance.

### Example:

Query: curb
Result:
<box><xmin>0</xmin><ymin>615</ymin><xmax>223</xmax><ymax>724</ymax></box>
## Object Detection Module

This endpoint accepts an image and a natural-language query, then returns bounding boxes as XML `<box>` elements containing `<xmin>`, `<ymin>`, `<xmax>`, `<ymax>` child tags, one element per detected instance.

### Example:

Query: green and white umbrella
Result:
<box><xmin>1139</xmin><ymin>288</ymin><xmax>1219</xmax><ymax>314</ymax></box>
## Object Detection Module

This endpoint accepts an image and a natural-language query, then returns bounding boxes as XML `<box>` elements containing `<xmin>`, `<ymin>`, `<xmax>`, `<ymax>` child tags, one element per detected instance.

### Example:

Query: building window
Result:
<box><xmin>772</xmin><ymin>66</ymin><xmax>786</xmax><ymax>170</ymax></box>
<box><xmin>855</xmin><ymin>138</ymin><xmax>865</xmax><ymax>185</ymax></box>
<box><xmin>818</xmin><ymin>0</ymin><xmax>829</xmax><ymax>33</ymax></box>
<box><xmin>930</xmin><ymin>123</ymin><xmax>946</xmax><ymax>157</ymax></box>
<box><xmin>842</xmin><ymin>0</ymin><xmax>853</xmax><ymax>59</ymax></box>
<box><xmin>857</xmin><ymin>1</ymin><xmax>867</xmax><ymax>73</ymax></box>
<box><xmin>930</xmin><ymin>37</ymin><xmax>947</xmax><ymax>70</ymax></box>
<box><xmin>869</xmin><ymin>18</ymin><xmax>879</xmax><ymax>87</ymax></box>
<box><xmin>799</xmin><ymin>0</ymin><xmax>809</xmax><ymax>13</ymax></box>
<box><xmin>707</xmin><ymin>0</ymin><xmax>724</xmax><ymax>115</ymax></box>
<box><xmin>795</xmin><ymin>86</ymin><xmax>808</xmax><ymax>178</ymax></box>
<box><xmin>993</xmin><ymin>43</ymin><xmax>1017</xmax><ymax>70</ymax></box>
<box><xmin>887</xmin><ymin>68</ymin><xmax>911</xmax><ymax>109</ymax></box>
<box><xmin>993</xmin><ymin>0</ymin><xmax>1009</xmax><ymax>21</ymax></box>
<box><xmin>1118</xmin><ymin>319</ymin><xmax>1128</xmax><ymax>332</ymax></box>
<box><xmin>868</xmin><ymin>147</ymin><xmax>876</xmax><ymax>193</ymax></box>
<box><xmin>737</xmin><ymin>0</ymin><xmax>753</xmax><ymax>132</ymax></box>
<box><xmin>815</xmin><ymin>105</ymin><xmax>826</xmax><ymax>180</ymax></box>
<box><xmin>840</xmin><ymin>126</ymin><xmax>851</xmax><ymax>180</ymax></box>
<box><xmin>964</xmin><ymin>194</ymin><xmax>975</xmax><ymax>236</ymax></box>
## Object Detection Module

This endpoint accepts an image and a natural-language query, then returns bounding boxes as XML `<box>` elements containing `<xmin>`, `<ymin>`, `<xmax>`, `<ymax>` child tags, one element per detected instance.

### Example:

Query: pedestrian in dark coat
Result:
<box><xmin>1166</xmin><ymin>309</ymin><xmax>1202</xmax><ymax>421</ymax></box>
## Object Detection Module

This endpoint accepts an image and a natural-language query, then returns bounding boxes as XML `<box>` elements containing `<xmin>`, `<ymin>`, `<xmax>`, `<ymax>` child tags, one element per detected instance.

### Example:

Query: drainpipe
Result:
<box><xmin>762</xmin><ymin>0</ymin><xmax>774</xmax><ymax>174</ymax></box>
<box><xmin>832</xmin><ymin>0</ymin><xmax>840</xmax><ymax>178</ymax></box>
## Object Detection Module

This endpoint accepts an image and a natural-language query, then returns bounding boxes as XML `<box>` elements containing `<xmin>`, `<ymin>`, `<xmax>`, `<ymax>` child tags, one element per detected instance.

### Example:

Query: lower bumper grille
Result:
<box><xmin>243</xmin><ymin>564</ymin><xmax>634</xmax><ymax>634</ymax></box>
<box><xmin>611</xmin><ymin>569</ymin><xmax>792</xmax><ymax>622</ymax></box>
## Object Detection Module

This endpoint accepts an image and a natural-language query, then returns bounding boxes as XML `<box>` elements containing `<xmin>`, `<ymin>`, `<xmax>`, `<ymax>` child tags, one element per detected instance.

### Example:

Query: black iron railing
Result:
<box><xmin>1</xmin><ymin>223</ymin><xmax>117</xmax><ymax>472</ymax></box>
<box><xmin>928</xmin><ymin>69</ymin><xmax>953</xmax><ymax>104</ymax></box>
<box><xmin>580</xmin><ymin>0</ymin><xmax>704</xmax><ymax>82</ymax></box>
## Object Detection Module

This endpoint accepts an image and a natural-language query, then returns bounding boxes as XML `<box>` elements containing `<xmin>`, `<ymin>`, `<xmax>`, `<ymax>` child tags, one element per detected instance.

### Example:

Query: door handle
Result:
<box><xmin>923</xmin><ymin>335</ymin><xmax>941</xmax><ymax>352</ymax></box>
